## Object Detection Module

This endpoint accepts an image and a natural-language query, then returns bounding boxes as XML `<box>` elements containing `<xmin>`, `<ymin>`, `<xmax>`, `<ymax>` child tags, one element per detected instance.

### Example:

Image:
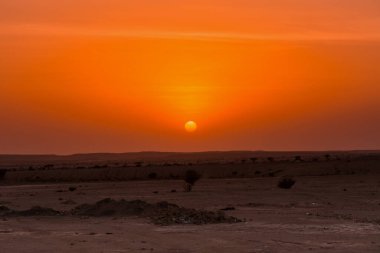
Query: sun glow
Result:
<box><xmin>185</xmin><ymin>121</ymin><xmax>197</xmax><ymax>133</ymax></box>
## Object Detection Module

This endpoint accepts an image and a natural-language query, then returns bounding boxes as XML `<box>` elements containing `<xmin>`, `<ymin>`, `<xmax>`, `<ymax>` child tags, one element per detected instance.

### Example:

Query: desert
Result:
<box><xmin>0</xmin><ymin>151</ymin><xmax>379</xmax><ymax>252</ymax></box>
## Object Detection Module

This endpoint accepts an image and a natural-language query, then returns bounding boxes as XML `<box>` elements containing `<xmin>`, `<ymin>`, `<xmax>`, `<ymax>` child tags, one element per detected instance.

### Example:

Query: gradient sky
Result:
<box><xmin>1</xmin><ymin>0</ymin><xmax>380</xmax><ymax>154</ymax></box>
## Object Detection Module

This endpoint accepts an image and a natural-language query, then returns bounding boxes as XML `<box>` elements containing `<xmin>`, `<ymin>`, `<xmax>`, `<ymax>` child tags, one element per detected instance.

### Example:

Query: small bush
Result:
<box><xmin>184</xmin><ymin>170</ymin><xmax>201</xmax><ymax>192</ymax></box>
<box><xmin>0</xmin><ymin>169</ymin><xmax>7</xmax><ymax>180</ymax></box>
<box><xmin>148</xmin><ymin>172</ymin><xmax>157</xmax><ymax>179</ymax></box>
<box><xmin>250</xmin><ymin>158</ymin><xmax>258</xmax><ymax>163</ymax></box>
<box><xmin>184</xmin><ymin>170</ymin><xmax>201</xmax><ymax>186</ymax></box>
<box><xmin>278</xmin><ymin>177</ymin><xmax>296</xmax><ymax>189</ymax></box>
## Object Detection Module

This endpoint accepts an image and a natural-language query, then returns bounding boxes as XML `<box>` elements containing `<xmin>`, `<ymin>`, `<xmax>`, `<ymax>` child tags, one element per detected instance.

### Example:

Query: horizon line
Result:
<box><xmin>1</xmin><ymin>149</ymin><xmax>379</xmax><ymax>157</ymax></box>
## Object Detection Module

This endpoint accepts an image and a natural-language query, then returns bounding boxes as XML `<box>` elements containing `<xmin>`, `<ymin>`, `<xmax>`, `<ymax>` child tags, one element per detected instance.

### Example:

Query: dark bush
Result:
<box><xmin>278</xmin><ymin>177</ymin><xmax>296</xmax><ymax>189</ymax></box>
<box><xmin>68</xmin><ymin>187</ymin><xmax>77</xmax><ymax>192</ymax></box>
<box><xmin>220</xmin><ymin>206</ymin><xmax>236</xmax><ymax>211</ymax></box>
<box><xmin>184</xmin><ymin>170</ymin><xmax>201</xmax><ymax>185</ymax></box>
<box><xmin>148</xmin><ymin>172</ymin><xmax>157</xmax><ymax>179</ymax></box>
<box><xmin>183</xmin><ymin>170</ymin><xmax>201</xmax><ymax>192</ymax></box>
<box><xmin>0</xmin><ymin>169</ymin><xmax>7</xmax><ymax>180</ymax></box>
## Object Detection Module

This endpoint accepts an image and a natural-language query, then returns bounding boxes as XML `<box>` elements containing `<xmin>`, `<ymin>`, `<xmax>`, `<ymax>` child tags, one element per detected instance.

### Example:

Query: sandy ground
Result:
<box><xmin>1</xmin><ymin>174</ymin><xmax>380</xmax><ymax>253</ymax></box>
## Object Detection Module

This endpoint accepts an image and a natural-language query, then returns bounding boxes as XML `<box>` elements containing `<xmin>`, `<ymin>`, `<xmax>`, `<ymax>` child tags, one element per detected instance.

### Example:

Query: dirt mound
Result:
<box><xmin>13</xmin><ymin>206</ymin><xmax>62</xmax><ymax>216</ymax></box>
<box><xmin>71</xmin><ymin>198</ymin><xmax>151</xmax><ymax>217</ymax></box>
<box><xmin>0</xmin><ymin>199</ymin><xmax>241</xmax><ymax>225</ymax></box>
<box><xmin>72</xmin><ymin>198</ymin><xmax>241</xmax><ymax>225</ymax></box>
<box><xmin>151</xmin><ymin>205</ymin><xmax>238</xmax><ymax>225</ymax></box>
<box><xmin>0</xmin><ymin>206</ymin><xmax>62</xmax><ymax>217</ymax></box>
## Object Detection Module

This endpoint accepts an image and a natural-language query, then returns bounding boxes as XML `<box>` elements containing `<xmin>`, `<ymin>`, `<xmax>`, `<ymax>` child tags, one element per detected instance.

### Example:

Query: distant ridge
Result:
<box><xmin>1</xmin><ymin>150</ymin><xmax>379</xmax><ymax>167</ymax></box>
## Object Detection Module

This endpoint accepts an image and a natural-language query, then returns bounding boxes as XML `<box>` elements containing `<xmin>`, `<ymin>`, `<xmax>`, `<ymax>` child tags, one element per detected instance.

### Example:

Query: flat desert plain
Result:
<box><xmin>0</xmin><ymin>151</ymin><xmax>379</xmax><ymax>253</ymax></box>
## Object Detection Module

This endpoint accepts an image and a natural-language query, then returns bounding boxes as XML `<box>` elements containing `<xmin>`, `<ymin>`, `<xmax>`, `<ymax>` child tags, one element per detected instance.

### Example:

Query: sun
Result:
<box><xmin>185</xmin><ymin>121</ymin><xmax>197</xmax><ymax>133</ymax></box>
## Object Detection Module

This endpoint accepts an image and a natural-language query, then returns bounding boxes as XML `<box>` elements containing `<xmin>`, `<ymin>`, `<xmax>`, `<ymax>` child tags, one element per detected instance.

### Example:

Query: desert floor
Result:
<box><xmin>1</xmin><ymin>174</ymin><xmax>380</xmax><ymax>253</ymax></box>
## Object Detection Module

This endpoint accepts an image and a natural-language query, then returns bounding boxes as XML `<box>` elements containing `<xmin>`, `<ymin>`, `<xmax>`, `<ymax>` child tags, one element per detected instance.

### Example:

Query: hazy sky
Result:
<box><xmin>1</xmin><ymin>0</ymin><xmax>379</xmax><ymax>154</ymax></box>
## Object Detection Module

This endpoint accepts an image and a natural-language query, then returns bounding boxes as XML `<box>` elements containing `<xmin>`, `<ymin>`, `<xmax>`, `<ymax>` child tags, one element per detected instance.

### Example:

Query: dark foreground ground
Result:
<box><xmin>0</xmin><ymin>151</ymin><xmax>379</xmax><ymax>252</ymax></box>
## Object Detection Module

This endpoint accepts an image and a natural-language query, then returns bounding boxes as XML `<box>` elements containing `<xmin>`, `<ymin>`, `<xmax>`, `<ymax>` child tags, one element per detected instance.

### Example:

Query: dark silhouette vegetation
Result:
<box><xmin>184</xmin><ymin>170</ymin><xmax>201</xmax><ymax>192</ymax></box>
<box><xmin>0</xmin><ymin>169</ymin><xmax>7</xmax><ymax>180</ymax></box>
<box><xmin>278</xmin><ymin>177</ymin><xmax>296</xmax><ymax>189</ymax></box>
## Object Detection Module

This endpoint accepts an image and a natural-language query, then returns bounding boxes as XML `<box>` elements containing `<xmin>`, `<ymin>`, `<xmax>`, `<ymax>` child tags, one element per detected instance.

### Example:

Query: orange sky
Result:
<box><xmin>1</xmin><ymin>0</ymin><xmax>380</xmax><ymax>154</ymax></box>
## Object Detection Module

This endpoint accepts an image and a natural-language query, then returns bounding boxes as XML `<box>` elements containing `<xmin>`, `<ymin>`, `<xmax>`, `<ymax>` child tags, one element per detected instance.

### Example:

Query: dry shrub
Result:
<box><xmin>278</xmin><ymin>177</ymin><xmax>296</xmax><ymax>189</ymax></box>
<box><xmin>0</xmin><ymin>169</ymin><xmax>7</xmax><ymax>180</ymax></box>
<box><xmin>184</xmin><ymin>170</ymin><xmax>201</xmax><ymax>192</ymax></box>
<box><xmin>148</xmin><ymin>172</ymin><xmax>157</xmax><ymax>179</ymax></box>
<box><xmin>185</xmin><ymin>170</ymin><xmax>201</xmax><ymax>185</ymax></box>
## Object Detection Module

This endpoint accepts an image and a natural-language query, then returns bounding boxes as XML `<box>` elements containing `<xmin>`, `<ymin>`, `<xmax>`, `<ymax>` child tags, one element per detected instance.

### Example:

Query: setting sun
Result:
<box><xmin>185</xmin><ymin>121</ymin><xmax>197</xmax><ymax>133</ymax></box>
